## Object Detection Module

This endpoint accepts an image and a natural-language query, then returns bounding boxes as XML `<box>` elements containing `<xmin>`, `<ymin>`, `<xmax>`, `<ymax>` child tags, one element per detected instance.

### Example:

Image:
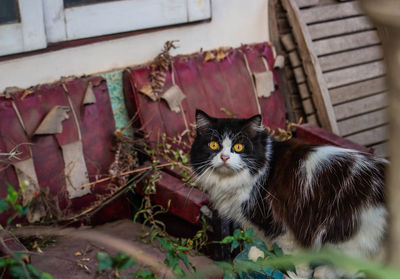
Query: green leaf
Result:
<box><xmin>182</xmin><ymin>154</ymin><xmax>189</xmax><ymax>164</ymax></box>
<box><xmin>233</xmin><ymin>229</ymin><xmax>241</xmax><ymax>238</ymax></box>
<box><xmin>223</xmin><ymin>271</ymin><xmax>236</xmax><ymax>279</ymax></box>
<box><xmin>0</xmin><ymin>258</ymin><xmax>7</xmax><ymax>268</ymax></box>
<box><xmin>172</xmin><ymin>265</ymin><xmax>184</xmax><ymax>276</ymax></box>
<box><xmin>179</xmin><ymin>252</ymin><xmax>191</xmax><ymax>270</ymax></box>
<box><xmin>135</xmin><ymin>269</ymin><xmax>154</xmax><ymax>278</ymax></box>
<box><xmin>15</xmin><ymin>252</ymin><xmax>27</xmax><ymax>260</ymax></box>
<box><xmin>243</xmin><ymin>242</ymin><xmax>252</xmax><ymax>250</ymax></box>
<box><xmin>15</xmin><ymin>204</ymin><xmax>29</xmax><ymax>216</ymax></box>
<box><xmin>112</xmin><ymin>252</ymin><xmax>136</xmax><ymax>270</ymax></box>
<box><xmin>165</xmin><ymin>251</ymin><xmax>179</xmax><ymax>269</ymax></box>
<box><xmin>156</xmin><ymin>237</ymin><xmax>173</xmax><ymax>251</ymax></box>
<box><xmin>150</xmin><ymin>230</ymin><xmax>159</xmax><ymax>243</ymax></box>
<box><xmin>41</xmin><ymin>273</ymin><xmax>54</xmax><ymax>279</ymax></box>
<box><xmin>26</xmin><ymin>264</ymin><xmax>42</xmax><ymax>278</ymax></box>
<box><xmin>214</xmin><ymin>261</ymin><xmax>234</xmax><ymax>271</ymax></box>
<box><xmin>96</xmin><ymin>252</ymin><xmax>112</xmax><ymax>270</ymax></box>
<box><xmin>273</xmin><ymin>244</ymin><xmax>284</xmax><ymax>257</ymax></box>
<box><xmin>221</xmin><ymin>236</ymin><xmax>235</xmax><ymax>244</ymax></box>
<box><xmin>6</xmin><ymin>185</ymin><xmax>18</xmax><ymax>205</ymax></box>
<box><xmin>9</xmin><ymin>264</ymin><xmax>27</xmax><ymax>278</ymax></box>
<box><xmin>252</xmin><ymin>238</ymin><xmax>275</xmax><ymax>258</ymax></box>
<box><xmin>244</xmin><ymin>228</ymin><xmax>254</xmax><ymax>238</ymax></box>
<box><xmin>0</xmin><ymin>199</ymin><xmax>10</xmax><ymax>213</ymax></box>
<box><xmin>231</xmin><ymin>239</ymin><xmax>240</xmax><ymax>252</ymax></box>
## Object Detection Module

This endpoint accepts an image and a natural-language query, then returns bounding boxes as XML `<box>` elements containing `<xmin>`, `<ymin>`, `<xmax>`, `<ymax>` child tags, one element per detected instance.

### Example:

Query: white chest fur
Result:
<box><xmin>199</xmin><ymin>167</ymin><xmax>257</xmax><ymax>223</ymax></box>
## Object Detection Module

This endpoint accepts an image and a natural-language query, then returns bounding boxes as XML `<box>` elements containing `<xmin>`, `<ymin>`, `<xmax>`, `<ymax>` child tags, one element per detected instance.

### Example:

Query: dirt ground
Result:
<box><xmin>27</xmin><ymin>219</ymin><xmax>220</xmax><ymax>278</ymax></box>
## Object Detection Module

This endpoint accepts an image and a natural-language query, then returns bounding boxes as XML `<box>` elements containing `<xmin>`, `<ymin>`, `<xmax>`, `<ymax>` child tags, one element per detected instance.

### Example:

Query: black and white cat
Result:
<box><xmin>190</xmin><ymin>110</ymin><xmax>387</xmax><ymax>278</ymax></box>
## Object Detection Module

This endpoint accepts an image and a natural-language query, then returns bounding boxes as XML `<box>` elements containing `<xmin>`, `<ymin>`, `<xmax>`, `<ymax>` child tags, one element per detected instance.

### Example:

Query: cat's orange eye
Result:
<box><xmin>208</xmin><ymin>141</ymin><xmax>219</xmax><ymax>150</ymax></box>
<box><xmin>234</xmin><ymin>143</ymin><xmax>244</xmax><ymax>152</ymax></box>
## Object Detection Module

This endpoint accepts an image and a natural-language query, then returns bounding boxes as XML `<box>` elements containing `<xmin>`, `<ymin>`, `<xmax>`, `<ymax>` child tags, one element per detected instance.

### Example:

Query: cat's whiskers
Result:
<box><xmin>193</xmin><ymin>165</ymin><xmax>213</xmax><ymax>184</ymax></box>
<box><xmin>251</xmin><ymin>181</ymin><xmax>267</xmax><ymax>219</ymax></box>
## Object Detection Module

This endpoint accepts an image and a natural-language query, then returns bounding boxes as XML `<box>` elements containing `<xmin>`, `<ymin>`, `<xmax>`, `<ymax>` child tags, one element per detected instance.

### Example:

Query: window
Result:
<box><xmin>0</xmin><ymin>0</ymin><xmax>47</xmax><ymax>56</ymax></box>
<box><xmin>0</xmin><ymin>0</ymin><xmax>211</xmax><ymax>56</ymax></box>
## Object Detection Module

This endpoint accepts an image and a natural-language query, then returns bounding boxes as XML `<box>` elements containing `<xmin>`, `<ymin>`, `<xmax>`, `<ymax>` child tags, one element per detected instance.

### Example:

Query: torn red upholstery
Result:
<box><xmin>0</xmin><ymin>77</ymin><xmax>130</xmax><ymax>226</ymax></box>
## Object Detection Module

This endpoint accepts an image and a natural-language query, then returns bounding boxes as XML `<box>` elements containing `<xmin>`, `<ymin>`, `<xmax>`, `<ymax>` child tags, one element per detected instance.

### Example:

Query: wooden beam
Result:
<box><xmin>301</xmin><ymin>1</ymin><xmax>363</xmax><ymax>24</ymax></box>
<box><xmin>337</xmin><ymin>108</ymin><xmax>388</xmax><ymax>136</ymax></box>
<box><xmin>314</xmin><ymin>30</ymin><xmax>381</xmax><ymax>56</ymax></box>
<box><xmin>282</xmin><ymin>0</ymin><xmax>339</xmax><ymax>133</ymax></box>
<box><xmin>308</xmin><ymin>16</ymin><xmax>374</xmax><ymax>40</ymax></box>
<box><xmin>345</xmin><ymin>124</ymin><xmax>388</xmax><ymax>146</ymax></box>
<box><xmin>329</xmin><ymin>76</ymin><xmax>387</xmax><ymax>105</ymax></box>
<box><xmin>333</xmin><ymin>92</ymin><xmax>388</xmax><ymax>120</ymax></box>
<box><xmin>320</xmin><ymin>45</ymin><xmax>383</xmax><ymax>72</ymax></box>
<box><xmin>295</xmin><ymin>0</ymin><xmax>319</xmax><ymax>8</ymax></box>
<box><xmin>369</xmin><ymin>141</ymin><xmax>388</xmax><ymax>158</ymax></box>
<box><xmin>324</xmin><ymin>60</ymin><xmax>386</xmax><ymax>88</ymax></box>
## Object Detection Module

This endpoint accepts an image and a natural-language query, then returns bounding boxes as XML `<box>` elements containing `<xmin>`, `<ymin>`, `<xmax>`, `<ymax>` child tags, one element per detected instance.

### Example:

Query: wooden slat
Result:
<box><xmin>298</xmin><ymin>83</ymin><xmax>310</xmax><ymax>99</ymax></box>
<box><xmin>314</xmin><ymin>30</ymin><xmax>381</xmax><ymax>56</ymax></box>
<box><xmin>288</xmin><ymin>51</ymin><xmax>301</xmax><ymax>67</ymax></box>
<box><xmin>282</xmin><ymin>0</ymin><xmax>339</xmax><ymax>133</ymax></box>
<box><xmin>281</xmin><ymin>34</ymin><xmax>296</xmax><ymax>51</ymax></box>
<box><xmin>306</xmin><ymin>114</ymin><xmax>319</xmax><ymax>126</ymax></box>
<box><xmin>295</xmin><ymin>0</ymin><xmax>319</xmax><ymax>8</ymax></box>
<box><xmin>320</xmin><ymin>45</ymin><xmax>383</xmax><ymax>72</ymax></box>
<box><xmin>294</xmin><ymin>67</ymin><xmax>306</xmax><ymax>83</ymax></box>
<box><xmin>329</xmin><ymin>76</ymin><xmax>387</xmax><ymax>105</ymax></box>
<box><xmin>345</xmin><ymin>125</ymin><xmax>388</xmax><ymax>146</ymax></box>
<box><xmin>337</xmin><ymin>108</ymin><xmax>388</xmax><ymax>136</ymax></box>
<box><xmin>301</xmin><ymin>1</ymin><xmax>362</xmax><ymax>24</ymax></box>
<box><xmin>302</xmin><ymin>98</ymin><xmax>315</xmax><ymax>114</ymax></box>
<box><xmin>370</xmin><ymin>142</ymin><xmax>388</xmax><ymax>158</ymax></box>
<box><xmin>334</xmin><ymin>92</ymin><xmax>388</xmax><ymax>120</ymax></box>
<box><xmin>308</xmin><ymin>16</ymin><xmax>374</xmax><ymax>40</ymax></box>
<box><xmin>324</xmin><ymin>61</ymin><xmax>385</xmax><ymax>88</ymax></box>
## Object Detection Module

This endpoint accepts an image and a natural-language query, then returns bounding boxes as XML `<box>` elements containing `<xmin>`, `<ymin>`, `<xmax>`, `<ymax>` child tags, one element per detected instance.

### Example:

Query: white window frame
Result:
<box><xmin>0</xmin><ymin>0</ymin><xmax>47</xmax><ymax>56</ymax></box>
<box><xmin>43</xmin><ymin>0</ymin><xmax>212</xmax><ymax>43</ymax></box>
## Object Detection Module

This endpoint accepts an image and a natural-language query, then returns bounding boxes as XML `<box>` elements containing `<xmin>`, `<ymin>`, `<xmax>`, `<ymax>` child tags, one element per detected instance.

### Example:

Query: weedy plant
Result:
<box><xmin>216</xmin><ymin>228</ymin><xmax>289</xmax><ymax>279</ymax></box>
<box><xmin>0</xmin><ymin>183</ymin><xmax>29</xmax><ymax>225</ymax></box>
<box><xmin>0</xmin><ymin>184</ymin><xmax>54</xmax><ymax>279</ymax></box>
<box><xmin>0</xmin><ymin>252</ymin><xmax>53</xmax><ymax>279</ymax></box>
<box><xmin>210</xmin><ymin>228</ymin><xmax>400</xmax><ymax>279</ymax></box>
<box><xmin>96</xmin><ymin>251</ymin><xmax>156</xmax><ymax>279</ymax></box>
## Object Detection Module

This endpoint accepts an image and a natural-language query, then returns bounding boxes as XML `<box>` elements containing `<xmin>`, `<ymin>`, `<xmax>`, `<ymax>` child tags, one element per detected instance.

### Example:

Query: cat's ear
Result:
<box><xmin>243</xmin><ymin>115</ymin><xmax>264</xmax><ymax>137</ymax></box>
<box><xmin>195</xmin><ymin>109</ymin><xmax>212</xmax><ymax>134</ymax></box>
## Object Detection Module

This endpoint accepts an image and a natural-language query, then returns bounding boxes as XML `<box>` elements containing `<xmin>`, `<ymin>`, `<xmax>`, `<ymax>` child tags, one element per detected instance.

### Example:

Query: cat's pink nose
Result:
<box><xmin>220</xmin><ymin>154</ymin><xmax>230</xmax><ymax>162</ymax></box>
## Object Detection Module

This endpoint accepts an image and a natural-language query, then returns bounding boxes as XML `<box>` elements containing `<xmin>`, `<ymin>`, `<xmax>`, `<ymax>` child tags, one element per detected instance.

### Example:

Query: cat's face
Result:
<box><xmin>190</xmin><ymin>110</ymin><xmax>268</xmax><ymax>180</ymax></box>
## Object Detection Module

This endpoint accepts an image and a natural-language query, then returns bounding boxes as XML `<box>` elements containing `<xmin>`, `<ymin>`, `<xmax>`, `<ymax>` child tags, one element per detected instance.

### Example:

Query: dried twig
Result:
<box><xmin>79</xmin><ymin>162</ymin><xmax>173</xmax><ymax>189</ymax></box>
